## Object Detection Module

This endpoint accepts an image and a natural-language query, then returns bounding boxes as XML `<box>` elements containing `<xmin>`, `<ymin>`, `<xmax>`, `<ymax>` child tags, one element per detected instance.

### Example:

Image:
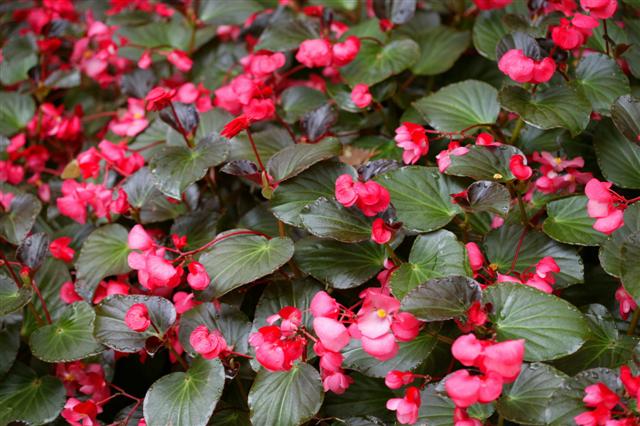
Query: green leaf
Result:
<box><xmin>473</xmin><ymin>11</ymin><xmax>509</xmax><ymax>60</ymax></box>
<box><xmin>143</xmin><ymin>357</ymin><xmax>225</xmax><ymax>426</ymax></box>
<box><xmin>229</xmin><ymin>127</ymin><xmax>292</xmax><ymax>163</ymax></box>
<box><xmin>497</xmin><ymin>363</ymin><xmax>566</xmax><ymax>425</ymax></box>
<box><xmin>573</xmin><ymin>53</ymin><xmax>629</xmax><ymax>116</ymax></box>
<box><xmin>543</xmin><ymin>196</ymin><xmax>606</xmax><ymax>246</ymax></box>
<box><xmin>410</xmin><ymin>27</ymin><xmax>470</xmax><ymax>75</ymax></box>
<box><xmin>94</xmin><ymin>295</ymin><xmax>177</xmax><ymax>353</ymax></box>
<box><xmin>342</xmin><ymin>331</ymin><xmax>437</xmax><ymax>378</ymax></box>
<box><xmin>123</xmin><ymin>167</ymin><xmax>187</xmax><ymax>224</ymax></box>
<box><xmin>375</xmin><ymin>166</ymin><xmax>464</xmax><ymax>233</ymax></box>
<box><xmin>150</xmin><ymin>133</ymin><xmax>229</xmax><ymax>199</ymax></box>
<box><xmin>412</xmin><ymin>80</ymin><xmax>500</xmax><ymax>133</ymax></box>
<box><xmin>0</xmin><ymin>35</ymin><xmax>37</xmax><ymax>85</ymax></box>
<box><xmin>621</xmin><ymin>232</ymin><xmax>640</xmax><ymax>299</ymax></box>
<box><xmin>554</xmin><ymin>304</ymin><xmax>637</xmax><ymax>374</ymax></box>
<box><xmin>390</xmin><ymin>231</ymin><xmax>468</xmax><ymax>299</ymax></box>
<box><xmin>0</xmin><ymin>313</ymin><xmax>21</xmax><ymax>376</ymax></box>
<box><xmin>484</xmin><ymin>283</ymin><xmax>589</xmax><ymax>361</ymax></box>
<box><xmin>29</xmin><ymin>301</ymin><xmax>104</xmax><ymax>362</ymax></box>
<box><xmin>267</xmin><ymin>138</ymin><xmax>341</xmax><ymax>182</ymax></box>
<box><xmin>593</xmin><ymin>120</ymin><xmax>640</xmax><ymax>189</ymax></box>
<box><xmin>341</xmin><ymin>38</ymin><xmax>420</xmax><ymax>86</ymax></box>
<box><xmin>467</xmin><ymin>180</ymin><xmax>511</xmax><ymax>216</ymax></box>
<box><xmin>445</xmin><ymin>145</ymin><xmax>525</xmax><ymax>182</ymax></box>
<box><xmin>415</xmin><ymin>384</ymin><xmax>456</xmax><ymax>425</ymax></box>
<box><xmin>0</xmin><ymin>192</ymin><xmax>41</xmax><ymax>245</ymax></box>
<box><xmin>483</xmin><ymin>224</ymin><xmax>583</xmax><ymax>288</ymax></box>
<box><xmin>599</xmin><ymin>203</ymin><xmax>640</xmax><ymax>277</ymax></box>
<box><xmin>300</xmin><ymin>198</ymin><xmax>372</xmax><ymax>242</ymax></box>
<box><xmin>0</xmin><ymin>363</ymin><xmax>66</xmax><ymax>426</ymax></box>
<box><xmin>401</xmin><ymin>276</ymin><xmax>482</xmax><ymax>321</ymax></box>
<box><xmin>170</xmin><ymin>206</ymin><xmax>219</xmax><ymax>250</ymax></box>
<box><xmin>294</xmin><ymin>237</ymin><xmax>386</xmax><ymax>289</ymax></box>
<box><xmin>254</xmin><ymin>16</ymin><xmax>319</xmax><ymax>51</ymax></box>
<box><xmin>178</xmin><ymin>303</ymin><xmax>251</xmax><ymax>356</ymax></box>
<box><xmin>611</xmin><ymin>94</ymin><xmax>640</xmax><ymax>144</ymax></box>
<box><xmin>270</xmin><ymin>161</ymin><xmax>356</xmax><ymax>227</ymax></box>
<box><xmin>0</xmin><ymin>92</ymin><xmax>35</xmax><ymax>135</ymax></box>
<box><xmin>253</xmin><ymin>279</ymin><xmax>323</xmax><ymax>332</ymax></box>
<box><xmin>0</xmin><ymin>275</ymin><xmax>32</xmax><ymax>315</ymax></box>
<box><xmin>248</xmin><ymin>363</ymin><xmax>323</xmax><ymax>426</ymax></box>
<box><xmin>75</xmin><ymin>224</ymin><xmax>131</xmax><ymax>300</ymax></box>
<box><xmin>199</xmin><ymin>230</ymin><xmax>294</xmax><ymax>298</ymax></box>
<box><xmin>199</xmin><ymin>0</ymin><xmax>261</xmax><ymax>24</ymax></box>
<box><xmin>280</xmin><ymin>86</ymin><xmax>327</xmax><ymax>122</ymax></box>
<box><xmin>323</xmin><ymin>372</ymin><xmax>395</xmax><ymax>421</ymax></box>
<box><xmin>499</xmin><ymin>85</ymin><xmax>591</xmax><ymax>137</ymax></box>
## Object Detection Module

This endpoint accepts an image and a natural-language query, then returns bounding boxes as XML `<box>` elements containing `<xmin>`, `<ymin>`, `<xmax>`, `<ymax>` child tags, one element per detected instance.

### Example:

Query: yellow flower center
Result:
<box><xmin>488</xmin><ymin>263</ymin><xmax>499</xmax><ymax>271</ymax></box>
<box><xmin>493</xmin><ymin>173</ymin><xmax>503</xmax><ymax>180</ymax></box>
<box><xmin>376</xmin><ymin>309</ymin><xmax>387</xmax><ymax>318</ymax></box>
<box><xmin>554</xmin><ymin>157</ymin><xmax>562</xmax><ymax>165</ymax></box>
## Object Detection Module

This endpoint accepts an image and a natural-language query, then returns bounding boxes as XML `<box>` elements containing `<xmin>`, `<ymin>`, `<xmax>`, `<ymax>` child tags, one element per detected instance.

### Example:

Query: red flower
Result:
<box><xmin>585</xmin><ymin>178</ymin><xmax>625</xmax><ymax>234</ymax></box>
<box><xmin>509</xmin><ymin>154</ymin><xmax>533</xmax><ymax>180</ymax></box>
<box><xmin>50</xmin><ymin>237</ymin><xmax>75</xmax><ymax>263</ymax></box>
<box><xmin>221</xmin><ymin>115</ymin><xmax>251</xmax><ymax>139</ymax></box>
<box><xmin>60</xmin><ymin>281</ymin><xmax>83</xmax><ymax>304</ymax></box>
<box><xmin>189</xmin><ymin>325</ymin><xmax>228</xmax><ymax>359</ymax></box>
<box><xmin>386</xmin><ymin>386</ymin><xmax>421</xmax><ymax>424</ymax></box>
<box><xmin>145</xmin><ymin>87</ymin><xmax>176</xmax><ymax>111</ymax></box>
<box><xmin>249</xmin><ymin>325</ymin><xmax>306</xmax><ymax>371</ymax></box>
<box><xmin>61</xmin><ymin>398</ymin><xmax>99</xmax><ymax>426</ymax></box>
<box><xmin>580</xmin><ymin>0</ymin><xmax>617</xmax><ymax>18</ymax></box>
<box><xmin>351</xmin><ymin>83</ymin><xmax>372</xmax><ymax>108</ymax></box>
<box><xmin>371</xmin><ymin>218</ymin><xmax>393</xmax><ymax>244</ymax></box>
<box><xmin>296</xmin><ymin>38</ymin><xmax>333</xmax><ymax>68</ymax></box>
<box><xmin>395</xmin><ymin>122</ymin><xmax>429</xmax><ymax>165</ymax></box>
<box><xmin>498</xmin><ymin>50</ymin><xmax>556</xmax><ymax>84</ymax></box>
<box><xmin>167</xmin><ymin>49</ymin><xmax>193</xmax><ymax>72</ymax></box>
<box><xmin>332</xmin><ymin>36</ymin><xmax>360</xmax><ymax>67</ymax></box>
<box><xmin>473</xmin><ymin>0</ymin><xmax>513</xmax><ymax>9</ymax></box>
<box><xmin>187</xmin><ymin>262</ymin><xmax>210</xmax><ymax>291</ymax></box>
<box><xmin>124</xmin><ymin>303</ymin><xmax>150</xmax><ymax>332</ymax></box>
<box><xmin>385</xmin><ymin>370</ymin><xmax>416</xmax><ymax>389</ymax></box>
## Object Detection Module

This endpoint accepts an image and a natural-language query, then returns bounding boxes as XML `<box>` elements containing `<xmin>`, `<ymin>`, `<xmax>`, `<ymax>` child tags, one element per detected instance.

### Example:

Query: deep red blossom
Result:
<box><xmin>221</xmin><ymin>115</ymin><xmax>251</xmax><ymax>139</ymax></box>
<box><xmin>498</xmin><ymin>49</ymin><xmax>556</xmax><ymax>84</ymax></box>
<box><xmin>509</xmin><ymin>154</ymin><xmax>533</xmax><ymax>180</ymax></box>
<box><xmin>50</xmin><ymin>237</ymin><xmax>75</xmax><ymax>263</ymax></box>
<box><xmin>124</xmin><ymin>303</ymin><xmax>151</xmax><ymax>332</ymax></box>
<box><xmin>371</xmin><ymin>218</ymin><xmax>393</xmax><ymax>244</ymax></box>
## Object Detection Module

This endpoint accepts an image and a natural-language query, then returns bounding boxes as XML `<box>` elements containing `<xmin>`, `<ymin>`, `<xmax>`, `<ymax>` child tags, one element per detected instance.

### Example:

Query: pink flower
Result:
<box><xmin>498</xmin><ymin>50</ymin><xmax>556</xmax><ymax>84</ymax></box>
<box><xmin>127</xmin><ymin>249</ymin><xmax>182</xmax><ymax>291</ymax></box>
<box><xmin>457</xmin><ymin>301</ymin><xmax>488</xmax><ymax>332</ymax></box>
<box><xmin>187</xmin><ymin>262</ymin><xmax>210</xmax><ymax>291</ymax></box>
<box><xmin>574</xmin><ymin>405</ymin><xmax>612</xmax><ymax>426</ymax></box>
<box><xmin>0</xmin><ymin>191</ymin><xmax>14</xmax><ymax>211</ymax></box>
<box><xmin>583</xmin><ymin>383</ymin><xmax>620</xmax><ymax>409</ymax></box>
<box><xmin>452</xmin><ymin>334</ymin><xmax>484</xmax><ymax>367</ymax></box>
<box><xmin>465</xmin><ymin>242</ymin><xmax>485</xmax><ymax>272</ymax></box>
<box><xmin>585</xmin><ymin>178</ymin><xmax>625</xmax><ymax>234</ymax></box>
<box><xmin>371</xmin><ymin>218</ymin><xmax>393</xmax><ymax>244</ymax></box>
<box><xmin>50</xmin><ymin>237</ymin><xmax>75</xmax><ymax>263</ymax></box>
<box><xmin>310</xmin><ymin>291</ymin><xmax>340</xmax><ymax>319</ymax></box>
<box><xmin>395</xmin><ymin>122</ymin><xmax>429</xmax><ymax>165</ymax></box>
<box><xmin>248</xmin><ymin>51</ymin><xmax>286</xmax><ymax>77</ymax></box>
<box><xmin>128</xmin><ymin>224</ymin><xmax>154</xmax><ymax>251</ymax></box>
<box><xmin>313</xmin><ymin>317</ymin><xmax>350</xmax><ymax>352</ymax></box>
<box><xmin>509</xmin><ymin>154</ymin><xmax>533</xmax><ymax>180</ymax></box>
<box><xmin>124</xmin><ymin>303</ymin><xmax>150</xmax><ymax>332</ymax></box>
<box><xmin>110</xmin><ymin>98</ymin><xmax>148</xmax><ymax>137</ymax></box>
<box><xmin>482</xmin><ymin>339</ymin><xmax>525</xmax><ymax>382</ymax></box>
<box><xmin>60</xmin><ymin>281</ymin><xmax>83</xmax><ymax>304</ymax></box>
<box><xmin>335</xmin><ymin>174</ymin><xmax>358</xmax><ymax>207</ymax></box>
<box><xmin>445</xmin><ymin>370</ymin><xmax>481</xmax><ymax>408</ymax></box>
<box><xmin>386</xmin><ymin>386</ymin><xmax>421</xmax><ymax>424</ymax></box>
<box><xmin>138</xmin><ymin>49</ymin><xmax>152</xmax><ymax>69</ymax></box>
<box><xmin>361</xmin><ymin>332</ymin><xmax>399</xmax><ymax>361</ymax></box>
<box><xmin>531</xmin><ymin>57</ymin><xmax>557</xmax><ymax>84</ymax></box>
<box><xmin>61</xmin><ymin>398</ymin><xmax>99</xmax><ymax>426</ymax></box>
<box><xmin>145</xmin><ymin>87</ymin><xmax>176</xmax><ymax>111</ymax></box>
<box><xmin>477</xmin><ymin>372</ymin><xmax>504</xmax><ymax>403</ymax></box>
<box><xmin>323</xmin><ymin>371</ymin><xmax>353</xmax><ymax>394</ymax></box>
<box><xmin>580</xmin><ymin>0</ymin><xmax>617</xmax><ymax>18</ymax></box>
<box><xmin>267</xmin><ymin>306</ymin><xmax>302</xmax><ymax>336</ymax></box>
<box><xmin>354</xmin><ymin>181</ymin><xmax>390</xmax><ymax>216</ymax></box>
<box><xmin>615</xmin><ymin>286</ymin><xmax>637</xmax><ymax>320</ymax></box>
<box><xmin>249</xmin><ymin>325</ymin><xmax>306</xmax><ymax>371</ymax></box>
<box><xmin>390</xmin><ymin>312</ymin><xmax>421</xmax><ymax>341</ymax></box>
<box><xmin>296</xmin><ymin>38</ymin><xmax>333</xmax><ymax>68</ymax></box>
<box><xmin>167</xmin><ymin>49</ymin><xmax>193</xmax><ymax>72</ymax></box>
<box><xmin>77</xmin><ymin>148</ymin><xmax>101</xmax><ymax>179</ymax></box>
<box><xmin>93</xmin><ymin>280</ymin><xmax>129</xmax><ymax>304</ymax></box>
<box><xmin>357</xmin><ymin>293</ymin><xmax>400</xmax><ymax>339</ymax></box>
<box><xmin>436</xmin><ymin>142</ymin><xmax>470</xmax><ymax>172</ymax></box>
<box><xmin>189</xmin><ymin>325</ymin><xmax>228</xmax><ymax>359</ymax></box>
<box><xmin>332</xmin><ymin>36</ymin><xmax>360</xmax><ymax>67</ymax></box>
<box><xmin>244</xmin><ymin>98</ymin><xmax>275</xmax><ymax>121</ymax></box>
<box><xmin>621</xmin><ymin>365</ymin><xmax>640</xmax><ymax>398</ymax></box>
<box><xmin>351</xmin><ymin>83</ymin><xmax>372</xmax><ymax>108</ymax></box>
<box><xmin>173</xmin><ymin>291</ymin><xmax>200</xmax><ymax>314</ymax></box>
<box><xmin>552</xmin><ymin>15</ymin><xmax>598</xmax><ymax>49</ymax></box>
<box><xmin>385</xmin><ymin>370</ymin><xmax>416</xmax><ymax>389</ymax></box>
<box><xmin>473</xmin><ymin>0</ymin><xmax>513</xmax><ymax>9</ymax></box>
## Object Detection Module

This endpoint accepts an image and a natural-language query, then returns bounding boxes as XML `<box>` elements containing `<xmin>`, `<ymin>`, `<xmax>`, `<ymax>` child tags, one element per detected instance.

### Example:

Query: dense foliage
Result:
<box><xmin>2</xmin><ymin>0</ymin><xmax>640</xmax><ymax>425</ymax></box>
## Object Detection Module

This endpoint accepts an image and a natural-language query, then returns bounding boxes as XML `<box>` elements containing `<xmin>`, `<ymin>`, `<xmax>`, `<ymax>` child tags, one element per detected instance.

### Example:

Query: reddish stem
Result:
<box><xmin>174</xmin><ymin>230</ymin><xmax>269</xmax><ymax>262</ymax></box>
<box><xmin>508</xmin><ymin>226</ymin><xmax>529</xmax><ymax>275</ymax></box>
<box><xmin>169</xmin><ymin>102</ymin><xmax>194</xmax><ymax>148</ymax></box>
<box><xmin>31</xmin><ymin>279</ymin><xmax>52</xmax><ymax>324</ymax></box>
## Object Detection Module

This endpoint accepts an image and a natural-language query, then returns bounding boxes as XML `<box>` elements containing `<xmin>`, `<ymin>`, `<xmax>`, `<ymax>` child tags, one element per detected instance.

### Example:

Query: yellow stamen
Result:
<box><xmin>493</xmin><ymin>173</ymin><xmax>503</xmax><ymax>180</ymax></box>
<box><xmin>376</xmin><ymin>309</ymin><xmax>387</xmax><ymax>318</ymax></box>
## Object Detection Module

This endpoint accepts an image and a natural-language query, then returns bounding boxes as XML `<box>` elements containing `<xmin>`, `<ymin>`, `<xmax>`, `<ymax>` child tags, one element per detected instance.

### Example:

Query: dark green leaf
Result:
<box><xmin>301</xmin><ymin>104</ymin><xmax>338</xmax><ymax>141</ymax></box>
<box><xmin>300</xmin><ymin>197</ymin><xmax>372</xmax><ymax>242</ymax></box>
<box><xmin>593</xmin><ymin>120</ymin><xmax>640</xmax><ymax>189</ymax></box>
<box><xmin>0</xmin><ymin>192</ymin><xmax>41</xmax><ymax>245</ymax></box>
<box><xmin>0</xmin><ymin>363</ymin><xmax>66</xmax><ymax>426</ymax></box>
<box><xmin>573</xmin><ymin>53</ymin><xmax>629</xmax><ymax>115</ymax></box>
<box><xmin>0</xmin><ymin>92</ymin><xmax>35</xmax><ymax>135</ymax></box>
<box><xmin>199</xmin><ymin>230</ymin><xmax>294</xmax><ymax>297</ymax></box>
<box><xmin>413</xmin><ymin>80</ymin><xmax>500</xmax><ymax>133</ymax></box>
<box><xmin>341</xmin><ymin>39</ymin><xmax>420</xmax><ymax>86</ymax></box>
<box><xmin>170</xmin><ymin>205</ymin><xmax>219</xmax><ymax>250</ymax></box>
<box><xmin>270</xmin><ymin>161</ymin><xmax>356</xmax><ymax>227</ymax></box>
<box><xmin>497</xmin><ymin>363</ymin><xmax>566</xmax><ymax>425</ymax></box>
<box><xmin>499</xmin><ymin>85</ymin><xmax>591</xmax><ymax>137</ymax></box>
<box><xmin>446</xmin><ymin>145</ymin><xmax>525</xmax><ymax>182</ymax></box>
<box><xmin>0</xmin><ymin>313</ymin><xmax>21</xmax><ymax>376</ymax></box>
<box><xmin>280</xmin><ymin>86</ymin><xmax>327</xmax><ymax>122</ymax></box>
<box><xmin>599</xmin><ymin>202</ymin><xmax>640</xmax><ymax>277</ymax></box>
<box><xmin>401</xmin><ymin>276</ymin><xmax>482</xmax><ymax>321</ymax></box>
<box><xmin>391</xmin><ymin>231</ymin><xmax>468</xmax><ymax>299</ymax></box>
<box><xmin>199</xmin><ymin>0</ymin><xmax>261</xmax><ymax>24</ymax></box>
<box><xmin>294</xmin><ymin>237</ymin><xmax>386</xmax><ymax>289</ymax></box>
<box><xmin>411</xmin><ymin>27</ymin><xmax>470</xmax><ymax>75</ymax></box>
<box><xmin>0</xmin><ymin>275</ymin><xmax>32</xmax><ymax>315</ymax></box>
<box><xmin>178</xmin><ymin>303</ymin><xmax>251</xmax><ymax>356</ymax></box>
<box><xmin>248</xmin><ymin>363</ymin><xmax>323</xmax><ymax>426</ymax></box>
<box><xmin>123</xmin><ymin>167</ymin><xmax>187</xmax><ymax>224</ymax></box>
<box><xmin>484</xmin><ymin>283</ymin><xmax>589</xmax><ymax>361</ymax></box>
<box><xmin>543</xmin><ymin>196</ymin><xmax>606</xmax><ymax>246</ymax></box>
<box><xmin>621</xmin><ymin>232</ymin><xmax>640</xmax><ymax>299</ymax></box>
<box><xmin>75</xmin><ymin>224</ymin><xmax>131</xmax><ymax>300</ymax></box>
<box><xmin>342</xmin><ymin>331</ymin><xmax>437</xmax><ymax>377</ymax></box>
<box><xmin>254</xmin><ymin>17</ymin><xmax>319</xmax><ymax>51</ymax></box>
<box><xmin>23</xmin><ymin>258</ymin><xmax>71</xmax><ymax>336</ymax></box>
<box><xmin>496</xmin><ymin>31</ymin><xmax>542</xmax><ymax>60</ymax></box>
<box><xmin>229</xmin><ymin>127</ymin><xmax>293</xmax><ymax>163</ymax></box>
<box><xmin>611</xmin><ymin>94</ymin><xmax>640</xmax><ymax>144</ymax></box>
<box><xmin>483</xmin><ymin>224</ymin><xmax>583</xmax><ymax>288</ymax></box>
<box><xmin>473</xmin><ymin>11</ymin><xmax>509</xmax><ymax>60</ymax></box>
<box><xmin>267</xmin><ymin>138</ymin><xmax>341</xmax><ymax>182</ymax></box>
<box><xmin>143</xmin><ymin>357</ymin><xmax>225</xmax><ymax>426</ymax></box>
<box><xmin>29</xmin><ymin>301</ymin><xmax>104</xmax><ymax>362</ymax></box>
<box><xmin>375</xmin><ymin>166</ymin><xmax>464</xmax><ymax>233</ymax></box>
<box><xmin>94</xmin><ymin>295</ymin><xmax>177</xmax><ymax>353</ymax></box>
<box><xmin>150</xmin><ymin>133</ymin><xmax>229</xmax><ymax>199</ymax></box>
<box><xmin>323</xmin><ymin>372</ymin><xmax>395</xmax><ymax>421</ymax></box>
<box><xmin>0</xmin><ymin>35</ymin><xmax>37</xmax><ymax>85</ymax></box>
<box><xmin>467</xmin><ymin>180</ymin><xmax>511</xmax><ymax>216</ymax></box>
<box><xmin>253</xmin><ymin>279</ymin><xmax>323</xmax><ymax>332</ymax></box>
<box><xmin>17</xmin><ymin>232</ymin><xmax>50</xmax><ymax>270</ymax></box>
